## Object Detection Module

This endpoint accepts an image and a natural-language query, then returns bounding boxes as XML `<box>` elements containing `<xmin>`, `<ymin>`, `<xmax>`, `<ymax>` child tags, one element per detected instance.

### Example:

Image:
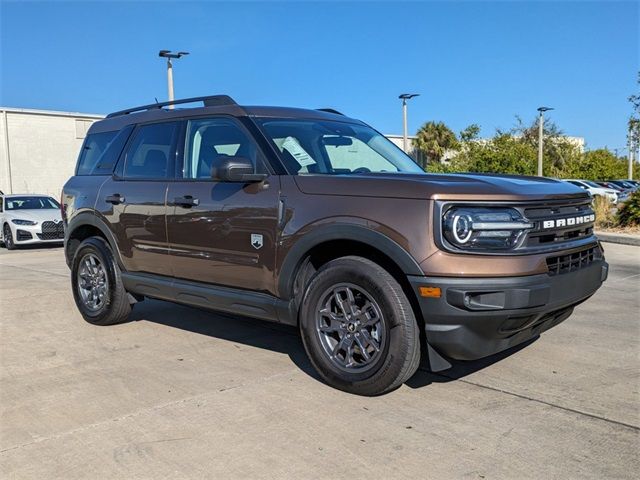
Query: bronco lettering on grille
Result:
<box><xmin>541</xmin><ymin>214</ymin><xmax>595</xmax><ymax>229</ymax></box>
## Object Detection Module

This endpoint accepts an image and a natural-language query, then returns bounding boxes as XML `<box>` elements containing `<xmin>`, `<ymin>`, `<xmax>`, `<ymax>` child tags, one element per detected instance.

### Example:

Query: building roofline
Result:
<box><xmin>0</xmin><ymin>107</ymin><xmax>105</xmax><ymax>120</ymax></box>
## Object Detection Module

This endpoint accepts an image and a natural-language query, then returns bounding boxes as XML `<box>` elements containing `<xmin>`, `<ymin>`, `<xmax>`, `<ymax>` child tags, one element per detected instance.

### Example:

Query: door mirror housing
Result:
<box><xmin>212</xmin><ymin>156</ymin><xmax>267</xmax><ymax>183</ymax></box>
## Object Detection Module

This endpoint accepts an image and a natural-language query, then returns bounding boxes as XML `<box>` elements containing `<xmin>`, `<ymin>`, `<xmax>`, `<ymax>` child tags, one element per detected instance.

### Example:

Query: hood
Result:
<box><xmin>6</xmin><ymin>209</ymin><xmax>62</xmax><ymax>223</ymax></box>
<box><xmin>294</xmin><ymin>172</ymin><xmax>589</xmax><ymax>201</ymax></box>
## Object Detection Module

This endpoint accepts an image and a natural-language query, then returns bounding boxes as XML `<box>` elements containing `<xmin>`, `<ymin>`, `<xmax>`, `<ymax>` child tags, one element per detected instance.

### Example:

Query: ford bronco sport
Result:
<box><xmin>62</xmin><ymin>95</ymin><xmax>608</xmax><ymax>396</ymax></box>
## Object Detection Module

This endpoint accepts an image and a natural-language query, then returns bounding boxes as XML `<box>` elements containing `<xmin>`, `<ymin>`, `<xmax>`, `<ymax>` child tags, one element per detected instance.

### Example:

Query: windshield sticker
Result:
<box><xmin>282</xmin><ymin>136</ymin><xmax>316</xmax><ymax>167</ymax></box>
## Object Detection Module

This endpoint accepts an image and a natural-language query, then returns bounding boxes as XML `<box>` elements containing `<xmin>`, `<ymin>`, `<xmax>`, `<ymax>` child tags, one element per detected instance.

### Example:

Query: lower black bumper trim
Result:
<box><xmin>409</xmin><ymin>260</ymin><xmax>608</xmax><ymax>362</ymax></box>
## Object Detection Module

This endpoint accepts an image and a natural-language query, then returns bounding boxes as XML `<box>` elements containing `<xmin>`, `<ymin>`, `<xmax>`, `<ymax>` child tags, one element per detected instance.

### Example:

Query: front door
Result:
<box><xmin>166</xmin><ymin>117</ymin><xmax>279</xmax><ymax>294</ymax></box>
<box><xmin>97</xmin><ymin>121</ymin><xmax>180</xmax><ymax>276</ymax></box>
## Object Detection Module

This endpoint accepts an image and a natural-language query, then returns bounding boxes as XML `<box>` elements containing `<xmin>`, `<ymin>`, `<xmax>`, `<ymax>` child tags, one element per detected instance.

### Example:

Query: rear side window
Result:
<box><xmin>78</xmin><ymin>126</ymin><xmax>135</xmax><ymax>176</ymax></box>
<box><xmin>121</xmin><ymin>122</ymin><xmax>180</xmax><ymax>179</ymax></box>
<box><xmin>76</xmin><ymin>131</ymin><xmax>117</xmax><ymax>175</ymax></box>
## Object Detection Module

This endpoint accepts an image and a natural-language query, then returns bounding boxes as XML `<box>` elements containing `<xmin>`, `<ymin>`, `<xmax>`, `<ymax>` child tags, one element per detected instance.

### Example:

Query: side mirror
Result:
<box><xmin>212</xmin><ymin>156</ymin><xmax>267</xmax><ymax>183</ymax></box>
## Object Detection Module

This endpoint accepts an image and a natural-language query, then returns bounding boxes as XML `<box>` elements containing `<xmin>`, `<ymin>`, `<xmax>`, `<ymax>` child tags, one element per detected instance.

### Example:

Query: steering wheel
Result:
<box><xmin>352</xmin><ymin>167</ymin><xmax>371</xmax><ymax>174</ymax></box>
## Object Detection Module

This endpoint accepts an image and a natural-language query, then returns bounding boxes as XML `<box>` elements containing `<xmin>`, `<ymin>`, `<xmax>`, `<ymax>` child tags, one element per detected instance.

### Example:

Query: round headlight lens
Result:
<box><xmin>452</xmin><ymin>213</ymin><xmax>473</xmax><ymax>244</ymax></box>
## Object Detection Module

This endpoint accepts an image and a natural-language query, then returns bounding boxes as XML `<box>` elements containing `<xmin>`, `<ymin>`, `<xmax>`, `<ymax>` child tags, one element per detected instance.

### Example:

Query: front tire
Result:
<box><xmin>71</xmin><ymin>237</ymin><xmax>131</xmax><ymax>325</ymax></box>
<box><xmin>3</xmin><ymin>224</ymin><xmax>16</xmax><ymax>250</ymax></box>
<box><xmin>299</xmin><ymin>256</ymin><xmax>420</xmax><ymax>396</ymax></box>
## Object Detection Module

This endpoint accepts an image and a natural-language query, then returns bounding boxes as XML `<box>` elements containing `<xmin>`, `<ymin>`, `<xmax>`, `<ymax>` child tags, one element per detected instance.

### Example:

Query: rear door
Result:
<box><xmin>96</xmin><ymin>121</ymin><xmax>180</xmax><ymax>276</ymax></box>
<box><xmin>165</xmin><ymin>116</ymin><xmax>279</xmax><ymax>294</ymax></box>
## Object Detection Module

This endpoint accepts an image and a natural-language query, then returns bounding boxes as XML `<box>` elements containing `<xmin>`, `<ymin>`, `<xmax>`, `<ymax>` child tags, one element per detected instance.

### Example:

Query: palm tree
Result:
<box><xmin>413</xmin><ymin>121</ymin><xmax>460</xmax><ymax>166</ymax></box>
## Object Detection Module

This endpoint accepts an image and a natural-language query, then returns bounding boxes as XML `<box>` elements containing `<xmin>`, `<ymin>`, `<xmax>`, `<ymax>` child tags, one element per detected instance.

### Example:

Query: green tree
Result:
<box><xmin>561</xmin><ymin>149</ymin><xmax>629</xmax><ymax>180</ymax></box>
<box><xmin>448</xmin><ymin>133</ymin><xmax>537</xmax><ymax>176</ymax></box>
<box><xmin>459</xmin><ymin>124</ymin><xmax>480</xmax><ymax>142</ymax></box>
<box><xmin>413</xmin><ymin>121</ymin><xmax>459</xmax><ymax>166</ymax></box>
<box><xmin>510</xmin><ymin>116</ymin><xmax>577</xmax><ymax>172</ymax></box>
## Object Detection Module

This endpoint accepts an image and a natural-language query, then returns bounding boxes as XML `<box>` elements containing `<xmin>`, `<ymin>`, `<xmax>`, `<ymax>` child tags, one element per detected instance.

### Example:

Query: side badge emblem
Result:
<box><xmin>251</xmin><ymin>234</ymin><xmax>263</xmax><ymax>250</ymax></box>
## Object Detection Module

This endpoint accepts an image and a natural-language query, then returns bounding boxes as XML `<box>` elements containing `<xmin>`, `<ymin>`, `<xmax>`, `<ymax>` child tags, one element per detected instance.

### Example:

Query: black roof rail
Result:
<box><xmin>106</xmin><ymin>95</ymin><xmax>238</xmax><ymax>118</ymax></box>
<box><xmin>317</xmin><ymin>108</ymin><xmax>344</xmax><ymax>116</ymax></box>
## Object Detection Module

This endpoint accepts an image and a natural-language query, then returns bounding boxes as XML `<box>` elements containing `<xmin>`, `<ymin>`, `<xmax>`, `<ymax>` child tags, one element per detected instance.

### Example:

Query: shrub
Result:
<box><xmin>592</xmin><ymin>195</ymin><xmax>616</xmax><ymax>229</ymax></box>
<box><xmin>616</xmin><ymin>190</ymin><xmax>640</xmax><ymax>227</ymax></box>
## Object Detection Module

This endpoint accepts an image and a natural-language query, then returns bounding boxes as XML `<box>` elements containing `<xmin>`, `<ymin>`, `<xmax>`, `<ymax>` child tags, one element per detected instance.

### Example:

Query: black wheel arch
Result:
<box><xmin>278</xmin><ymin>224</ymin><xmax>424</xmax><ymax>300</ymax></box>
<box><xmin>65</xmin><ymin>212</ymin><xmax>123</xmax><ymax>268</ymax></box>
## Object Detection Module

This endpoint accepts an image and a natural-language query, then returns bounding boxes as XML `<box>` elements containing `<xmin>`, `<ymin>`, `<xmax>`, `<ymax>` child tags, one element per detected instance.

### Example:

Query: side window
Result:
<box><xmin>0</xmin><ymin>197</ymin><xmax>3</xmax><ymax>213</ymax></box>
<box><xmin>122</xmin><ymin>122</ymin><xmax>179</xmax><ymax>179</ymax></box>
<box><xmin>76</xmin><ymin>131</ymin><xmax>117</xmax><ymax>175</ymax></box>
<box><xmin>183</xmin><ymin>118</ymin><xmax>265</xmax><ymax>179</ymax></box>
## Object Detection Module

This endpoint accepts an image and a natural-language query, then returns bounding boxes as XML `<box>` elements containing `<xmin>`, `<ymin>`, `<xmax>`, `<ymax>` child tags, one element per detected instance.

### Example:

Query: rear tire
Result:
<box><xmin>299</xmin><ymin>256</ymin><xmax>420</xmax><ymax>396</ymax></box>
<box><xmin>71</xmin><ymin>237</ymin><xmax>131</xmax><ymax>326</ymax></box>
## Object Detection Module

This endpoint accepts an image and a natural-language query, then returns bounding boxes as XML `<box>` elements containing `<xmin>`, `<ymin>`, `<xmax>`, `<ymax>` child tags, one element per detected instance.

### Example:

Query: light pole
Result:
<box><xmin>628</xmin><ymin>134</ymin><xmax>634</xmax><ymax>180</ymax></box>
<box><xmin>399</xmin><ymin>93</ymin><xmax>420</xmax><ymax>153</ymax></box>
<box><xmin>159</xmin><ymin>50</ymin><xmax>189</xmax><ymax>108</ymax></box>
<box><xmin>537</xmin><ymin>106</ymin><xmax>553</xmax><ymax>176</ymax></box>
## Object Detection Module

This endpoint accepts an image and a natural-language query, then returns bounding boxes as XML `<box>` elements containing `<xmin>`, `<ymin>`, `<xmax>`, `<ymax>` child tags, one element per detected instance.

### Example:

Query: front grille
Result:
<box><xmin>546</xmin><ymin>244</ymin><xmax>601</xmax><ymax>276</ymax></box>
<box><xmin>39</xmin><ymin>221</ymin><xmax>65</xmax><ymax>240</ymax></box>
<box><xmin>16</xmin><ymin>230</ymin><xmax>33</xmax><ymax>241</ymax></box>
<box><xmin>524</xmin><ymin>198</ymin><xmax>595</xmax><ymax>247</ymax></box>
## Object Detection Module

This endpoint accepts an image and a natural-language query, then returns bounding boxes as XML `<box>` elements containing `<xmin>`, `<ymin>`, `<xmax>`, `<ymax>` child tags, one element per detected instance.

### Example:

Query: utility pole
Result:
<box><xmin>629</xmin><ymin>134</ymin><xmax>634</xmax><ymax>180</ymax></box>
<box><xmin>537</xmin><ymin>106</ymin><xmax>553</xmax><ymax>176</ymax></box>
<box><xmin>158</xmin><ymin>50</ymin><xmax>189</xmax><ymax>108</ymax></box>
<box><xmin>399</xmin><ymin>93</ymin><xmax>419</xmax><ymax>153</ymax></box>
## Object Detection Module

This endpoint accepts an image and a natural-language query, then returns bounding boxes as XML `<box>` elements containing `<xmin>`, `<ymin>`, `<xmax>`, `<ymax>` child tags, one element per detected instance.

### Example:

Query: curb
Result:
<box><xmin>595</xmin><ymin>231</ymin><xmax>640</xmax><ymax>247</ymax></box>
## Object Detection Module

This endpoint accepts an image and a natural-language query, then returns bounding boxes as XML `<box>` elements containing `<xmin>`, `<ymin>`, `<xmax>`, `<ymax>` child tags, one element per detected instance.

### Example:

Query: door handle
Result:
<box><xmin>105</xmin><ymin>194</ymin><xmax>125</xmax><ymax>205</ymax></box>
<box><xmin>174</xmin><ymin>196</ymin><xmax>200</xmax><ymax>208</ymax></box>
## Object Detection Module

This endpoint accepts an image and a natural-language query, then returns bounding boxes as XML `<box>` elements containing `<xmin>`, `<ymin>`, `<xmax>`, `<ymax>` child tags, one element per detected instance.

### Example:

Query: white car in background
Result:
<box><xmin>562</xmin><ymin>179</ymin><xmax>620</xmax><ymax>204</ymax></box>
<box><xmin>0</xmin><ymin>194</ymin><xmax>64</xmax><ymax>250</ymax></box>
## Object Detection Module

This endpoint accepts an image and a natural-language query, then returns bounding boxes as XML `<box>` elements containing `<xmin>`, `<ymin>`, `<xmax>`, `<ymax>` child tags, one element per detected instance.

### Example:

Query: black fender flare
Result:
<box><xmin>277</xmin><ymin>224</ymin><xmax>424</xmax><ymax>300</ymax></box>
<box><xmin>65</xmin><ymin>212</ymin><xmax>123</xmax><ymax>268</ymax></box>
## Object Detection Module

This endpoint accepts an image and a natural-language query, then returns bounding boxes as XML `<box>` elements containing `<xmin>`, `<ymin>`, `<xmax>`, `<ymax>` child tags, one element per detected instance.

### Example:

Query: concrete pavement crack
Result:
<box><xmin>0</xmin><ymin>368</ymin><xmax>300</xmax><ymax>454</ymax></box>
<box><xmin>422</xmin><ymin>368</ymin><xmax>640</xmax><ymax>432</ymax></box>
<box><xmin>0</xmin><ymin>263</ymin><xmax>68</xmax><ymax>278</ymax></box>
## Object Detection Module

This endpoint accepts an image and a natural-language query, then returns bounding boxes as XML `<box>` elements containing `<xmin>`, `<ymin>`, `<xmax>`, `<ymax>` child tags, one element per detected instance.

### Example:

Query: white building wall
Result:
<box><xmin>0</xmin><ymin>109</ymin><xmax>104</xmax><ymax>197</ymax></box>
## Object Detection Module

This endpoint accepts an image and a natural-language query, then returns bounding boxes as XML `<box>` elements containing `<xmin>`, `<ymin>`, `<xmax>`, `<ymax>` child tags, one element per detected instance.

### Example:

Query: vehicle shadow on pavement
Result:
<box><xmin>405</xmin><ymin>338</ymin><xmax>537</xmax><ymax>389</ymax></box>
<box><xmin>1</xmin><ymin>243</ymin><xmax>63</xmax><ymax>251</ymax></box>
<box><xmin>130</xmin><ymin>299</ymin><xmax>320</xmax><ymax>379</ymax></box>
<box><xmin>132</xmin><ymin>299</ymin><xmax>537</xmax><ymax>392</ymax></box>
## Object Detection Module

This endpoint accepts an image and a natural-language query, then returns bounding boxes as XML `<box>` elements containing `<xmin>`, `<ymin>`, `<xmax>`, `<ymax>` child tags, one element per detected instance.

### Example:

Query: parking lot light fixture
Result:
<box><xmin>537</xmin><ymin>106</ymin><xmax>554</xmax><ymax>176</ymax></box>
<box><xmin>399</xmin><ymin>93</ymin><xmax>420</xmax><ymax>153</ymax></box>
<box><xmin>158</xmin><ymin>50</ymin><xmax>189</xmax><ymax>108</ymax></box>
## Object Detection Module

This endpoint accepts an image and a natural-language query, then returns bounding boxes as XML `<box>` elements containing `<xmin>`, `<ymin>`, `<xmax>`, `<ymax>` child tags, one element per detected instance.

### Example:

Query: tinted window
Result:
<box><xmin>123</xmin><ymin>122</ymin><xmax>179</xmax><ymax>179</ymax></box>
<box><xmin>182</xmin><ymin>118</ymin><xmax>265</xmax><ymax>179</ymax></box>
<box><xmin>76</xmin><ymin>131</ymin><xmax>117</xmax><ymax>175</ymax></box>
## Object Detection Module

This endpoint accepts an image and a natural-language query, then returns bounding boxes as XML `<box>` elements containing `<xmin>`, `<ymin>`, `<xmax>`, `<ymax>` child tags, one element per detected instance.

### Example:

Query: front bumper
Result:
<box><xmin>7</xmin><ymin>223</ymin><xmax>64</xmax><ymax>245</ymax></box>
<box><xmin>410</xmin><ymin>259</ymin><xmax>608</xmax><ymax>361</ymax></box>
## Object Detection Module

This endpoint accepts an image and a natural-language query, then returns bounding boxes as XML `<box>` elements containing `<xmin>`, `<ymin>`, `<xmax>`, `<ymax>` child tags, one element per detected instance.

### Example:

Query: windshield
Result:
<box><xmin>583</xmin><ymin>181</ymin><xmax>602</xmax><ymax>188</ymax></box>
<box><xmin>258</xmin><ymin>119</ymin><xmax>424</xmax><ymax>175</ymax></box>
<box><xmin>5</xmin><ymin>196</ymin><xmax>60</xmax><ymax>210</ymax></box>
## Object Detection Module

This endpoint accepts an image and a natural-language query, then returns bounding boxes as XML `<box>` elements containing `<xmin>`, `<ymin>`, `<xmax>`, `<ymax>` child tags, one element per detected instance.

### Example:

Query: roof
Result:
<box><xmin>90</xmin><ymin>97</ymin><xmax>363</xmax><ymax>134</ymax></box>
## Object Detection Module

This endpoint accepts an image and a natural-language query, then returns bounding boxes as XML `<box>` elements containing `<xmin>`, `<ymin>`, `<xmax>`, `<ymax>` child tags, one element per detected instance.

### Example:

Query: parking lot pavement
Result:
<box><xmin>0</xmin><ymin>244</ymin><xmax>638</xmax><ymax>479</ymax></box>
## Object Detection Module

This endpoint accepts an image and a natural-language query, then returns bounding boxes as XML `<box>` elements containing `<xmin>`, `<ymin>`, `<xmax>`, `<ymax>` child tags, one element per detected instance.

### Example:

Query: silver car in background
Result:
<box><xmin>0</xmin><ymin>194</ymin><xmax>64</xmax><ymax>250</ymax></box>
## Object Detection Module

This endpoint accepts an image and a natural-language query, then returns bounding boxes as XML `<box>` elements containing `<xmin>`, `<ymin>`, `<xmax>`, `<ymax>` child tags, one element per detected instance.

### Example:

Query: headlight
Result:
<box><xmin>11</xmin><ymin>219</ymin><xmax>37</xmax><ymax>226</ymax></box>
<box><xmin>442</xmin><ymin>207</ymin><xmax>533</xmax><ymax>251</ymax></box>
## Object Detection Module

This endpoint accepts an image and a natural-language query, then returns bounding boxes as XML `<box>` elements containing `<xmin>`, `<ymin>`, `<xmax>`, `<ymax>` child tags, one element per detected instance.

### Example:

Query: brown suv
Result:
<box><xmin>62</xmin><ymin>95</ymin><xmax>608</xmax><ymax>395</ymax></box>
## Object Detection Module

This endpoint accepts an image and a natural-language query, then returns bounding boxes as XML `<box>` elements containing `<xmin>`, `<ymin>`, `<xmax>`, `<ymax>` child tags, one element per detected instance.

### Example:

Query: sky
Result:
<box><xmin>1</xmin><ymin>0</ymin><xmax>638</xmax><ymax>151</ymax></box>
